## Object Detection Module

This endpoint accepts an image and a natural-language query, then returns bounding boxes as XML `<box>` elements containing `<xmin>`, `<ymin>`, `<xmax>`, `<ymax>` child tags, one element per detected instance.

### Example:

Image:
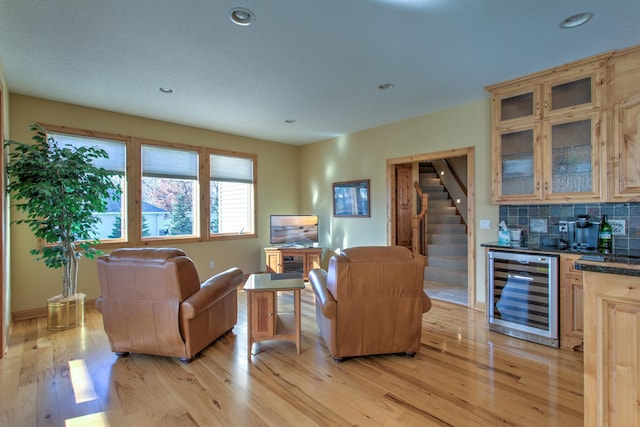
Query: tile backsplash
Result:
<box><xmin>499</xmin><ymin>202</ymin><xmax>640</xmax><ymax>250</ymax></box>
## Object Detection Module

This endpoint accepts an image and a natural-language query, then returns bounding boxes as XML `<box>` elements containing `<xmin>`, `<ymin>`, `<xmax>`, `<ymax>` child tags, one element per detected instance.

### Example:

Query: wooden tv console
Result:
<box><xmin>264</xmin><ymin>247</ymin><xmax>322</xmax><ymax>279</ymax></box>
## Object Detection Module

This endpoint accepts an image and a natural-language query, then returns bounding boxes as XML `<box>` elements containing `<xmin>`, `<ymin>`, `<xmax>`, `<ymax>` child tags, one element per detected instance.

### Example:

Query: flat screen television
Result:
<box><xmin>270</xmin><ymin>214</ymin><xmax>318</xmax><ymax>246</ymax></box>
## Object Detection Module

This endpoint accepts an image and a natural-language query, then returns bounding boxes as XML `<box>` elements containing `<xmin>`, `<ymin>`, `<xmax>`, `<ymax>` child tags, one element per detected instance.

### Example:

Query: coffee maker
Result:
<box><xmin>567</xmin><ymin>214</ymin><xmax>600</xmax><ymax>250</ymax></box>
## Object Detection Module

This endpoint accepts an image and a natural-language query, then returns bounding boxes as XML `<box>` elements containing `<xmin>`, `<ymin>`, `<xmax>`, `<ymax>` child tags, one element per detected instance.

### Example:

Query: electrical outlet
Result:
<box><xmin>558</xmin><ymin>221</ymin><xmax>568</xmax><ymax>233</ymax></box>
<box><xmin>609</xmin><ymin>219</ymin><xmax>626</xmax><ymax>236</ymax></box>
<box><xmin>209</xmin><ymin>260</ymin><xmax>215</xmax><ymax>269</ymax></box>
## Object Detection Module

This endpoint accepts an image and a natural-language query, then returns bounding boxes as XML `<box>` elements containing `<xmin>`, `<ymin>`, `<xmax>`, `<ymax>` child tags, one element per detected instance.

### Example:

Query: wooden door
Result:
<box><xmin>395</xmin><ymin>164</ymin><xmax>412</xmax><ymax>248</ymax></box>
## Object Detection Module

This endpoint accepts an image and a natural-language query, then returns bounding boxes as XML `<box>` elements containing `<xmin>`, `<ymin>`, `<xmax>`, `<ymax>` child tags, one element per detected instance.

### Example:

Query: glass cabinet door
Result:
<box><xmin>544</xmin><ymin>114</ymin><xmax>600</xmax><ymax>199</ymax></box>
<box><xmin>496</xmin><ymin>125</ymin><xmax>540</xmax><ymax>200</ymax></box>
<box><xmin>550</xmin><ymin>77</ymin><xmax>592</xmax><ymax>111</ymax></box>
<box><xmin>496</xmin><ymin>87</ymin><xmax>540</xmax><ymax>124</ymax></box>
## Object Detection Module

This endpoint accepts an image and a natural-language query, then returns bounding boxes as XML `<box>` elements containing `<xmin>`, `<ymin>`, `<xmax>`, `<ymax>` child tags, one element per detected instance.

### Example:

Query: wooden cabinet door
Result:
<box><xmin>560</xmin><ymin>255</ymin><xmax>584</xmax><ymax>350</ymax></box>
<box><xmin>492</xmin><ymin>123</ymin><xmax>542</xmax><ymax>202</ymax></box>
<box><xmin>251</xmin><ymin>291</ymin><xmax>276</xmax><ymax>338</ymax></box>
<box><xmin>265</xmin><ymin>250</ymin><xmax>282</xmax><ymax>273</ymax></box>
<box><xmin>492</xmin><ymin>85</ymin><xmax>541</xmax><ymax>125</ymax></box>
<box><xmin>543</xmin><ymin>113</ymin><xmax>603</xmax><ymax>201</ymax></box>
<box><xmin>306</xmin><ymin>252</ymin><xmax>321</xmax><ymax>276</ymax></box>
<box><xmin>583</xmin><ymin>272</ymin><xmax>640</xmax><ymax>426</ymax></box>
<box><xmin>543</xmin><ymin>66</ymin><xmax>604</xmax><ymax>118</ymax></box>
<box><xmin>612</xmin><ymin>94</ymin><xmax>640</xmax><ymax>200</ymax></box>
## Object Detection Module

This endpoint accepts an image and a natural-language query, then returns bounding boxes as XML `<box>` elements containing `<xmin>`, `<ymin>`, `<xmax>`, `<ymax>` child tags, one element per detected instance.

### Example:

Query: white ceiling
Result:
<box><xmin>1</xmin><ymin>1</ymin><xmax>639</xmax><ymax>145</ymax></box>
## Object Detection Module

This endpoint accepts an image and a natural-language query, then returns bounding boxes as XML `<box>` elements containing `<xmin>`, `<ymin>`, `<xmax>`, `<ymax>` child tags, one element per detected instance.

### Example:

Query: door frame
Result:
<box><xmin>386</xmin><ymin>146</ymin><xmax>477</xmax><ymax>310</ymax></box>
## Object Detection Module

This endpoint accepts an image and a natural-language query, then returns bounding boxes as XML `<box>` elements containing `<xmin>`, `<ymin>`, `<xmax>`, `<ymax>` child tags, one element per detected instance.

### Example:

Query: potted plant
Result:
<box><xmin>5</xmin><ymin>124</ymin><xmax>120</xmax><ymax>330</ymax></box>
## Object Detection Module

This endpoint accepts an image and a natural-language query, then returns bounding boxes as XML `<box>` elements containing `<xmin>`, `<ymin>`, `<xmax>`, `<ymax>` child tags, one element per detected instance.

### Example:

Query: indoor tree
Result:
<box><xmin>5</xmin><ymin>124</ymin><xmax>120</xmax><ymax>300</ymax></box>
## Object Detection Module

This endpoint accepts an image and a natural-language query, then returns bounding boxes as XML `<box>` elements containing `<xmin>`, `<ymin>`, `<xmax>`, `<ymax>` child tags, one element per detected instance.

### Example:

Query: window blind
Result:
<box><xmin>210</xmin><ymin>154</ymin><xmax>253</xmax><ymax>183</ymax></box>
<box><xmin>52</xmin><ymin>133</ymin><xmax>125</xmax><ymax>173</ymax></box>
<box><xmin>142</xmin><ymin>145</ymin><xmax>198</xmax><ymax>179</ymax></box>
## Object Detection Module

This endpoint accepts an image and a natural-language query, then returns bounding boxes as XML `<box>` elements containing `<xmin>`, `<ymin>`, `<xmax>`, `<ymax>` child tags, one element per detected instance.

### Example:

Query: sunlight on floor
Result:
<box><xmin>69</xmin><ymin>359</ymin><xmax>98</xmax><ymax>403</ymax></box>
<box><xmin>65</xmin><ymin>412</ymin><xmax>107</xmax><ymax>427</ymax></box>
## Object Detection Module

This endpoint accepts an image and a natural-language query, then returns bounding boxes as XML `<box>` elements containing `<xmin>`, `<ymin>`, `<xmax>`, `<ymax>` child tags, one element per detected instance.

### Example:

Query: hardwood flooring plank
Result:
<box><xmin>0</xmin><ymin>290</ymin><xmax>584</xmax><ymax>426</ymax></box>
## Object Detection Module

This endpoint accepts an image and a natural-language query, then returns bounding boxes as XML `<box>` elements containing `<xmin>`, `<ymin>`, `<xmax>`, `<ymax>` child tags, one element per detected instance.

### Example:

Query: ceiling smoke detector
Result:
<box><xmin>229</xmin><ymin>7</ymin><xmax>255</xmax><ymax>26</ymax></box>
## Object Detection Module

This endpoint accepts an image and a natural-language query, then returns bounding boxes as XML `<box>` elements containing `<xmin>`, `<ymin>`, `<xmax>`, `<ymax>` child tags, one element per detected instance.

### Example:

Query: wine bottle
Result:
<box><xmin>598</xmin><ymin>214</ymin><xmax>612</xmax><ymax>253</ymax></box>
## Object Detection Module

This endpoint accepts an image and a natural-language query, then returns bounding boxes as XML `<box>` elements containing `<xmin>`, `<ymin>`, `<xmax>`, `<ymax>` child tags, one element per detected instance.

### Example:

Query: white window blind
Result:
<box><xmin>210</xmin><ymin>154</ymin><xmax>253</xmax><ymax>183</ymax></box>
<box><xmin>142</xmin><ymin>145</ymin><xmax>198</xmax><ymax>179</ymax></box>
<box><xmin>52</xmin><ymin>133</ymin><xmax>125</xmax><ymax>173</ymax></box>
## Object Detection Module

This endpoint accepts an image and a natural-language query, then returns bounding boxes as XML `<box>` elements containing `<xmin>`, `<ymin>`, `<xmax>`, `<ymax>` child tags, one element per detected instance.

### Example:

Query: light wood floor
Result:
<box><xmin>0</xmin><ymin>286</ymin><xmax>584</xmax><ymax>427</ymax></box>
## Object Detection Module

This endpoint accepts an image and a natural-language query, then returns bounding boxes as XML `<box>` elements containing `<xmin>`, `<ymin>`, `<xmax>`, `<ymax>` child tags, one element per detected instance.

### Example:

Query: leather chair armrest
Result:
<box><xmin>181</xmin><ymin>268</ymin><xmax>243</xmax><ymax>319</ymax></box>
<box><xmin>422</xmin><ymin>290</ymin><xmax>432</xmax><ymax>313</ymax></box>
<box><xmin>309</xmin><ymin>268</ymin><xmax>337</xmax><ymax>319</ymax></box>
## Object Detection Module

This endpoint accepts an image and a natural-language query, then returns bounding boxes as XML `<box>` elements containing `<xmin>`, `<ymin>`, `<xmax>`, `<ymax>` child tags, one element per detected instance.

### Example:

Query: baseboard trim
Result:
<box><xmin>12</xmin><ymin>298</ymin><xmax>97</xmax><ymax>321</ymax></box>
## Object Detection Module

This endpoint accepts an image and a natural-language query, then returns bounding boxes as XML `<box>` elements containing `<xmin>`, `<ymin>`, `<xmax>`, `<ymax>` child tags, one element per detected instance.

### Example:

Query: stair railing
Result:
<box><xmin>431</xmin><ymin>159</ymin><xmax>467</xmax><ymax>225</ymax></box>
<box><xmin>412</xmin><ymin>181</ymin><xmax>428</xmax><ymax>257</ymax></box>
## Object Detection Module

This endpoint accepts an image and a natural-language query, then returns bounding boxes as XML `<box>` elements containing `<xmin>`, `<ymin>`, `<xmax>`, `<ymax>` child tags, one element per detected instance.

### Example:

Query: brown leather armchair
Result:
<box><xmin>96</xmin><ymin>248</ymin><xmax>243</xmax><ymax>363</ymax></box>
<box><xmin>308</xmin><ymin>246</ymin><xmax>431</xmax><ymax>362</ymax></box>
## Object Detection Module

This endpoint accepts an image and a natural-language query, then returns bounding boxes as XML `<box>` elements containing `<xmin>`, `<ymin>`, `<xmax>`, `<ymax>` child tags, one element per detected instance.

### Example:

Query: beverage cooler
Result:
<box><xmin>488</xmin><ymin>250</ymin><xmax>559</xmax><ymax>348</ymax></box>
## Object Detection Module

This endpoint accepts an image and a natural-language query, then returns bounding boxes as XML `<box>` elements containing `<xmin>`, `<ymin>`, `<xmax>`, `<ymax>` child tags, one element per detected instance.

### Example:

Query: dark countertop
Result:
<box><xmin>482</xmin><ymin>241</ymin><xmax>640</xmax><ymax>276</ymax></box>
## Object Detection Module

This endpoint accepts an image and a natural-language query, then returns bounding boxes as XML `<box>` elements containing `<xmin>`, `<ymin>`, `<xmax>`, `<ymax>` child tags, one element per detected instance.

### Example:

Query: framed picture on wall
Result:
<box><xmin>333</xmin><ymin>179</ymin><xmax>370</xmax><ymax>217</ymax></box>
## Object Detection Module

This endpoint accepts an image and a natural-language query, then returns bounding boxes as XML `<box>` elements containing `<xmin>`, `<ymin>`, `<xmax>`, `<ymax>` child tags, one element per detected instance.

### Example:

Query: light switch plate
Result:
<box><xmin>530</xmin><ymin>218</ymin><xmax>548</xmax><ymax>233</ymax></box>
<box><xmin>480</xmin><ymin>219</ymin><xmax>491</xmax><ymax>229</ymax></box>
<box><xmin>609</xmin><ymin>219</ymin><xmax>626</xmax><ymax>236</ymax></box>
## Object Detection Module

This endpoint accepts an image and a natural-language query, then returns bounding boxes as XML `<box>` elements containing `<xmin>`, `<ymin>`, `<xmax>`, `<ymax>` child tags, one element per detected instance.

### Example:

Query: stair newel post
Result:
<box><xmin>412</xmin><ymin>181</ymin><xmax>428</xmax><ymax>257</ymax></box>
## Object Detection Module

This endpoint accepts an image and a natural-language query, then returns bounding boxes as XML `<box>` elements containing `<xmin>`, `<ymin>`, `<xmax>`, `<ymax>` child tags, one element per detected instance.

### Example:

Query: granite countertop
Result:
<box><xmin>482</xmin><ymin>241</ymin><xmax>640</xmax><ymax>276</ymax></box>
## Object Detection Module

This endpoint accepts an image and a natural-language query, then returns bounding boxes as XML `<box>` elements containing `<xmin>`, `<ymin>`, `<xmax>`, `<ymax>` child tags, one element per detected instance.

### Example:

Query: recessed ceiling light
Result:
<box><xmin>560</xmin><ymin>12</ymin><xmax>593</xmax><ymax>29</ymax></box>
<box><xmin>159</xmin><ymin>87</ymin><xmax>174</xmax><ymax>94</ymax></box>
<box><xmin>229</xmin><ymin>7</ymin><xmax>255</xmax><ymax>26</ymax></box>
<box><xmin>378</xmin><ymin>83</ymin><xmax>394</xmax><ymax>90</ymax></box>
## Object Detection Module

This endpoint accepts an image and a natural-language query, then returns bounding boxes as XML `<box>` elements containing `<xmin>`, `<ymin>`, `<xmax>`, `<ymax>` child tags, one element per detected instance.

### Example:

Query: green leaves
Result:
<box><xmin>5</xmin><ymin>124</ymin><xmax>121</xmax><ymax>297</ymax></box>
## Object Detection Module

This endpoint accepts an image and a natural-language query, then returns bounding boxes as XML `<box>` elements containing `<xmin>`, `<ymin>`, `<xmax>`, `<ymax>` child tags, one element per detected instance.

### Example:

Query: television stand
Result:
<box><xmin>264</xmin><ymin>247</ymin><xmax>322</xmax><ymax>279</ymax></box>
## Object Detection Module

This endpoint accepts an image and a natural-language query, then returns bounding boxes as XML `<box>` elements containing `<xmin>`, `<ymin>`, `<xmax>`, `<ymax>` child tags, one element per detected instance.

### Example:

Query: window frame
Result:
<box><xmin>39</xmin><ymin>125</ymin><xmax>258</xmax><ymax>248</ymax></box>
<box><xmin>207</xmin><ymin>148</ymin><xmax>257</xmax><ymax>240</ymax></box>
<box><xmin>41</xmin><ymin>124</ymin><xmax>130</xmax><ymax>247</ymax></box>
<box><xmin>139</xmin><ymin>140</ymin><xmax>201</xmax><ymax>242</ymax></box>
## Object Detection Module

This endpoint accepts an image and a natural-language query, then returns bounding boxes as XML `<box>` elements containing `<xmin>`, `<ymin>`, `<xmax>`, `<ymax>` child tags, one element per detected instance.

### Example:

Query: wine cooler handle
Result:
<box><xmin>508</xmin><ymin>273</ymin><xmax>534</xmax><ymax>282</ymax></box>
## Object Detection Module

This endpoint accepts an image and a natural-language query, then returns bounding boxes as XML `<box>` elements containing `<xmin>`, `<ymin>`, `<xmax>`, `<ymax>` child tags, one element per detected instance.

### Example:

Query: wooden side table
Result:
<box><xmin>244</xmin><ymin>272</ymin><xmax>305</xmax><ymax>359</ymax></box>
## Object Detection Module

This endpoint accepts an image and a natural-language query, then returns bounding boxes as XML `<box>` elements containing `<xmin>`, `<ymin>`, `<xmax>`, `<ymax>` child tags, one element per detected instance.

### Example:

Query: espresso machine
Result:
<box><xmin>567</xmin><ymin>214</ymin><xmax>600</xmax><ymax>251</ymax></box>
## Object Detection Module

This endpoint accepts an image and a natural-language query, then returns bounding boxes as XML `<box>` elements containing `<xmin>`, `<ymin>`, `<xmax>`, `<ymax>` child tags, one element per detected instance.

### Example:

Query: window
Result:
<box><xmin>141</xmin><ymin>145</ymin><xmax>199</xmax><ymax>238</ymax></box>
<box><xmin>210</xmin><ymin>153</ymin><xmax>255</xmax><ymax>236</ymax></box>
<box><xmin>43</xmin><ymin>125</ymin><xmax>257</xmax><ymax>245</ymax></box>
<box><xmin>49</xmin><ymin>132</ymin><xmax>126</xmax><ymax>241</ymax></box>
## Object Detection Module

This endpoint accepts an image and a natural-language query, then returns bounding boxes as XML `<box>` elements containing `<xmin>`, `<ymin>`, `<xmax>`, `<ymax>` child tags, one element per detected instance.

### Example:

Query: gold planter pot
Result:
<box><xmin>47</xmin><ymin>293</ymin><xmax>86</xmax><ymax>331</ymax></box>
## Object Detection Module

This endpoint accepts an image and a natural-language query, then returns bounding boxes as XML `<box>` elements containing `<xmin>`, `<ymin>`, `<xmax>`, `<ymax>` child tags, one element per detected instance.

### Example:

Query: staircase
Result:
<box><xmin>419</xmin><ymin>163</ymin><xmax>468</xmax><ymax>291</ymax></box>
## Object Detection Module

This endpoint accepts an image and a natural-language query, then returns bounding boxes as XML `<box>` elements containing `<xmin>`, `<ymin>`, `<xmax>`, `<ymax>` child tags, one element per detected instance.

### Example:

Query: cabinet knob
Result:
<box><xmin>544</xmin><ymin>182</ymin><xmax>548</xmax><ymax>190</ymax></box>
<box><xmin>536</xmin><ymin>102</ymin><xmax>539</xmax><ymax>112</ymax></box>
<box><xmin>536</xmin><ymin>182</ymin><xmax>540</xmax><ymax>190</ymax></box>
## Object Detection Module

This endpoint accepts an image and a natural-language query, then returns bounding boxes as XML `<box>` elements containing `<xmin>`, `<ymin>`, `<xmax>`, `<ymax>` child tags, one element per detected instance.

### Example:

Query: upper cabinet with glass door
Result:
<box><xmin>487</xmin><ymin>53</ymin><xmax>609</xmax><ymax>204</ymax></box>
